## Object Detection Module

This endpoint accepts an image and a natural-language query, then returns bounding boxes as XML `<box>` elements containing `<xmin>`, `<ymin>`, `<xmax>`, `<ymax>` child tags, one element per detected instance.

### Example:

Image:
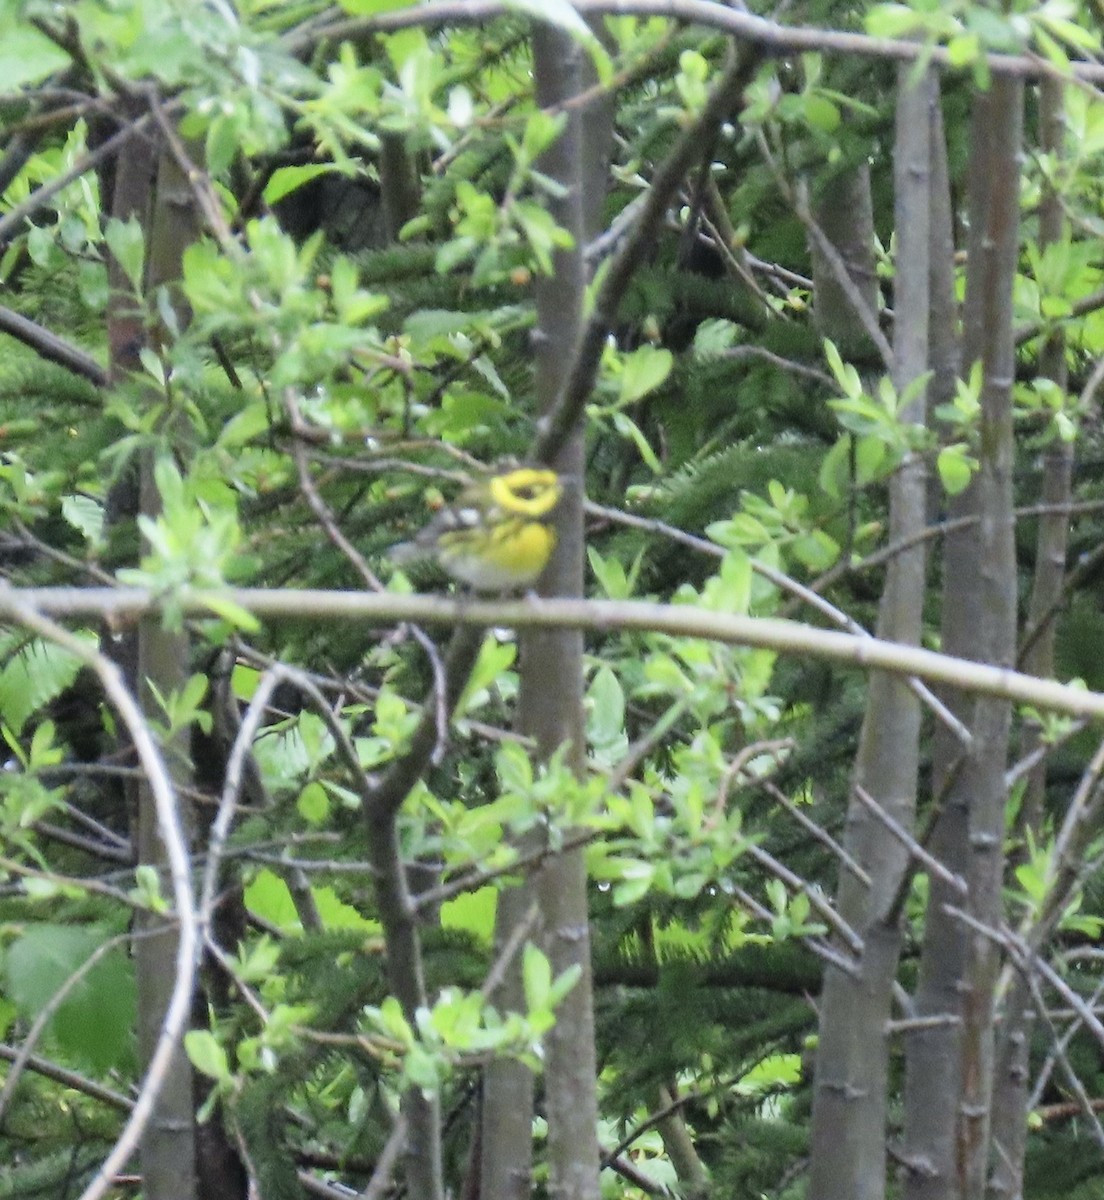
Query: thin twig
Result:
<box><xmin>198</xmin><ymin>668</ymin><xmax>282</xmax><ymax>928</ymax></box>
<box><xmin>852</xmin><ymin>783</ymin><xmax>967</xmax><ymax>897</ymax></box>
<box><xmin>762</xmin><ymin>779</ymin><xmax>870</xmax><ymax>888</ymax></box>
<box><xmin>0</xmin><ymin>115</ymin><xmax>154</xmax><ymax>245</ymax></box>
<box><xmin>588</xmin><ymin>499</ymin><xmax>972</xmax><ymax>745</ymax></box>
<box><xmin>756</xmin><ymin>132</ymin><xmax>892</xmax><ymax>368</ymax></box>
<box><xmin>0</xmin><ymin>934</ymin><xmax>130</xmax><ymax>1123</ymax></box>
<box><xmin>0</xmin><ymin>588</ymin><xmax>200</xmax><ymax>1200</ymax></box>
<box><xmin>0</xmin><ymin>1042</ymin><xmax>132</xmax><ymax>1112</ymax></box>
<box><xmin>296</xmin><ymin>0</ymin><xmax>1104</xmax><ymax>84</ymax></box>
<box><xmin>359</xmin><ymin>1111</ymin><xmax>410</xmax><ymax>1200</ymax></box>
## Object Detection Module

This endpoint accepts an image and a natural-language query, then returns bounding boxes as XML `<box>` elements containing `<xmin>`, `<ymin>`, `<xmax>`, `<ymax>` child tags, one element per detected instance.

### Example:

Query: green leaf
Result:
<box><xmin>824</xmin><ymin>339</ymin><xmax>861</xmax><ymax>397</ymax></box>
<box><xmin>864</xmin><ymin>4</ymin><xmax>923</xmax><ymax>38</ymax></box>
<box><xmin>947</xmin><ymin>32</ymin><xmax>981</xmax><ymax>66</ymax></box>
<box><xmin>937</xmin><ymin>444</ymin><xmax>977</xmax><ymax>495</ymax></box>
<box><xmin>0</xmin><ymin>25</ymin><xmax>70</xmax><ymax>89</ymax></box>
<box><xmin>5</xmin><ymin>925</ymin><xmax>135</xmax><ymax>1071</ymax></box>
<box><xmin>693</xmin><ymin>318</ymin><xmax>739</xmax><ymax>357</ymax></box>
<box><xmin>263</xmin><ymin>164</ymin><xmax>334</xmax><ymax>206</ymax></box>
<box><xmin>297</xmin><ymin>780</ymin><xmax>330</xmax><ymax>825</ymax></box>
<box><xmin>611</xmin><ymin>412</ymin><xmax>662</xmax><ymax>473</ymax></box>
<box><xmin>130</xmin><ymin>865</ymin><xmax>169</xmax><ymax>914</ymax></box>
<box><xmin>804</xmin><ymin>93</ymin><xmax>841</xmax><ymax>132</ymax></box>
<box><xmin>618</xmin><ymin>346</ymin><xmax>673</xmax><ymax>405</ymax></box>
<box><xmin>440</xmin><ymin>887</ymin><xmax>497</xmax><ymax>944</ymax></box>
<box><xmin>185</xmin><ymin>1030</ymin><xmax>231</xmax><ymax>1083</ymax></box>
<box><xmin>61</xmin><ymin>495</ymin><xmax>105</xmax><ymax>546</ymax></box>
<box><xmin>818</xmin><ymin>435</ymin><xmax>852</xmax><ymax>499</ymax></box>
<box><xmin>548</xmin><ymin>963</ymin><xmax>582</xmax><ymax>1007</ymax></box>
<box><xmin>613</xmin><ymin>872</ymin><xmax>654</xmax><ymax>906</ymax></box>
<box><xmin>854</xmin><ymin>435</ymin><xmax>887</xmax><ymax>485</ymax></box>
<box><xmin>0</xmin><ymin>636</ymin><xmax>90</xmax><ymax>736</ymax></box>
<box><xmin>104</xmin><ymin>216</ymin><xmax>146</xmax><ymax>293</ymax></box>
<box><xmin>244</xmin><ymin>869</ymin><xmax>302</xmax><ymax>931</ymax></box>
<box><xmin>201</xmin><ymin>594</ymin><xmax>262</xmax><ymax>632</ymax></box>
<box><xmin>375</xmin><ymin>995</ymin><xmax>414</xmax><ymax>1045</ymax></box>
<box><xmin>456</xmin><ymin>636</ymin><xmax>516</xmax><ymax>716</ymax></box>
<box><xmin>791</xmin><ymin>530</ymin><xmax>840</xmax><ymax>572</ymax></box>
<box><xmin>312</xmin><ymin>886</ymin><xmax>378</xmax><ymax>931</ymax></box>
<box><xmin>587</xmin><ymin>666</ymin><xmax>626</xmax><ymax>751</ymax></box>
<box><xmin>522</xmin><ymin>943</ymin><xmax>551</xmax><ymax>1012</ymax></box>
<box><xmin>736</xmin><ymin>1052</ymin><xmax>802</xmax><ymax>1095</ymax></box>
<box><xmin>206</xmin><ymin>112</ymin><xmax>243</xmax><ymax>178</ymax></box>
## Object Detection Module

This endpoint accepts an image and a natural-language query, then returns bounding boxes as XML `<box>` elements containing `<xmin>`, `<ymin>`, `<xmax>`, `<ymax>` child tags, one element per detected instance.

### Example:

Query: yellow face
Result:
<box><xmin>488</xmin><ymin>468</ymin><xmax>562</xmax><ymax>518</ymax></box>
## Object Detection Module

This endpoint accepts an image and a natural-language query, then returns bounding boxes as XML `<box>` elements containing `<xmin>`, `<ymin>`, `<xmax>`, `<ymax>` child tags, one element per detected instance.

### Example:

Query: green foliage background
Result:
<box><xmin>0</xmin><ymin>1</ymin><xmax>1103</xmax><ymax>1198</ymax></box>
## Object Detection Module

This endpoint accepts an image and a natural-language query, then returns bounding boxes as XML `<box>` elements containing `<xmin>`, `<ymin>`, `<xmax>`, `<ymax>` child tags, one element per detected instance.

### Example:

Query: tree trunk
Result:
<box><xmin>482</xmin><ymin>19</ymin><xmax>612</xmax><ymax>1200</ymax></box>
<box><xmin>901</xmin><ymin>84</ymin><xmax>967</xmax><ymax>1200</ymax></box>
<box><xmin>985</xmin><ymin>72</ymin><xmax>1069</xmax><ymax>1200</ymax></box>
<box><xmin>955</xmin><ymin>75</ymin><xmax>1023</xmax><ymax>1200</ymax></box>
<box><xmin>808</xmin><ymin>68</ymin><xmax>932</xmax><ymax>1200</ymax></box>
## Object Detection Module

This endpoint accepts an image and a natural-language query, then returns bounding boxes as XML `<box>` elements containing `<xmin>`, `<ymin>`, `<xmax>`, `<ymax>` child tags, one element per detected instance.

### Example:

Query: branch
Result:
<box><xmin>362</xmin><ymin>627</ymin><xmax>484</xmax><ymax>821</ymax></box>
<box><xmin>5</xmin><ymin>584</ymin><xmax>1104</xmax><ymax>719</ymax></box>
<box><xmin>0</xmin><ymin>589</ymin><xmax>200</xmax><ymax>1200</ymax></box>
<box><xmin>535</xmin><ymin>45</ymin><xmax>763</xmax><ymax>461</ymax></box>
<box><xmin>299</xmin><ymin>0</ymin><xmax>1104</xmax><ymax>83</ymax></box>
<box><xmin>0</xmin><ymin>1042</ymin><xmax>132</xmax><ymax>1112</ymax></box>
<box><xmin>1015</xmin><ymin>283</ymin><xmax>1104</xmax><ymax>346</ymax></box>
<box><xmin>0</xmin><ymin>114</ymin><xmax>154</xmax><ymax>246</ymax></box>
<box><xmin>0</xmin><ymin>305</ymin><xmax>108</xmax><ymax>386</ymax></box>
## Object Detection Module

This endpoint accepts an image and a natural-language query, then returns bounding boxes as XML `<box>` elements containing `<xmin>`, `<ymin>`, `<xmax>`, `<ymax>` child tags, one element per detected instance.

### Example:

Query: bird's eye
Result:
<box><xmin>514</xmin><ymin>485</ymin><xmax>538</xmax><ymax>500</ymax></box>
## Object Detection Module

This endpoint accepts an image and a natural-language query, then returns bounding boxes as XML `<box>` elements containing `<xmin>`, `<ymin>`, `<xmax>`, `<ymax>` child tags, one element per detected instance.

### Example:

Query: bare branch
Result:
<box><xmin>0</xmin><ymin>1042</ymin><xmax>132</xmax><ymax>1112</ymax></box>
<box><xmin>0</xmin><ymin>588</ymin><xmax>199</xmax><ymax>1200</ymax></box>
<box><xmin>535</xmin><ymin>45</ymin><xmax>763</xmax><ymax>461</ymax></box>
<box><xmin>0</xmin><ymin>306</ymin><xmax>108</xmax><ymax>386</ymax></box>
<box><xmin>7</xmin><ymin>585</ymin><xmax>1104</xmax><ymax>719</ymax></box>
<box><xmin>298</xmin><ymin>0</ymin><xmax>1104</xmax><ymax>83</ymax></box>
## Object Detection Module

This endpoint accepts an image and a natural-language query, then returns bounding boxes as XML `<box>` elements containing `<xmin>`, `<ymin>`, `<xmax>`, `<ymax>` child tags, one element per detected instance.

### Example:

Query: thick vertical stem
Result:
<box><xmin>987</xmin><ymin>77</ymin><xmax>1070</xmax><ymax>1200</ymax></box>
<box><xmin>482</xmin><ymin>25</ymin><xmax>610</xmax><ymax>1199</ymax></box>
<box><xmin>362</xmin><ymin>628</ymin><xmax>482</xmax><ymax>1200</ymax></box>
<box><xmin>102</xmin><ymin>119</ymin><xmax>200</xmax><ymax>1200</ymax></box>
<box><xmin>902</xmin><ymin>85</ymin><xmax>966</xmax><ymax>1200</ymax></box>
<box><xmin>955</xmin><ymin>75</ymin><xmax>1023</xmax><ymax>1200</ymax></box>
<box><xmin>525</xmin><ymin>23</ymin><xmax>599</xmax><ymax>1200</ymax></box>
<box><xmin>808</xmin><ymin>66</ymin><xmax>931</xmax><ymax>1200</ymax></box>
<box><xmin>527</xmin><ymin>22</ymin><xmax>601</xmax><ymax>1200</ymax></box>
<box><xmin>137</xmin><ymin>135</ymin><xmax>205</xmax><ymax>1200</ymax></box>
<box><xmin>480</xmin><ymin>882</ymin><xmax>539</xmax><ymax>1200</ymax></box>
<box><xmin>810</xmin><ymin>165</ymin><xmax>881</xmax><ymax>359</ymax></box>
<box><xmin>367</xmin><ymin>806</ymin><xmax>443</xmax><ymax>1200</ymax></box>
<box><xmin>379</xmin><ymin>133</ymin><xmax>420</xmax><ymax>243</ymax></box>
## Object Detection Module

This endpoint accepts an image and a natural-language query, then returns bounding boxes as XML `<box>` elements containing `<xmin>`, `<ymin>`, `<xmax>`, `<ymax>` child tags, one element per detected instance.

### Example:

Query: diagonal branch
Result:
<box><xmin>0</xmin><ymin>305</ymin><xmax>108</xmax><ymax>386</ymax></box>
<box><xmin>0</xmin><ymin>585</ymin><xmax>198</xmax><ymax>1200</ymax></box>
<box><xmin>534</xmin><ymin>44</ymin><xmax>763</xmax><ymax>461</ymax></box>
<box><xmin>0</xmin><ymin>114</ymin><xmax>154</xmax><ymax>246</ymax></box>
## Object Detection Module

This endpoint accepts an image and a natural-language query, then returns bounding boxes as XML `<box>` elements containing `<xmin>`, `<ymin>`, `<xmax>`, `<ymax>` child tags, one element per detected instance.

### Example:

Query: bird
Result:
<box><xmin>390</xmin><ymin>467</ymin><xmax>563</xmax><ymax>592</ymax></box>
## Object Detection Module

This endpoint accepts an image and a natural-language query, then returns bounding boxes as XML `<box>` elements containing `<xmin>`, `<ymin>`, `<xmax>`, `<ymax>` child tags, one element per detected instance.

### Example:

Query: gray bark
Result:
<box><xmin>808</xmin><ymin>68</ymin><xmax>932</xmax><ymax>1200</ymax></box>
<box><xmin>901</xmin><ymin>85</ymin><xmax>966</xmax><ymax>1200</ymax></box>
<box><xmin>986</xmin><ymin>74</ymin><xmax>1070</xmax><ymax>1200</ymax></box>
<box><xmin>955</xmin><ymin>75</ymin><xmax>1023</xmax><ymax>1200</ymax></box>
